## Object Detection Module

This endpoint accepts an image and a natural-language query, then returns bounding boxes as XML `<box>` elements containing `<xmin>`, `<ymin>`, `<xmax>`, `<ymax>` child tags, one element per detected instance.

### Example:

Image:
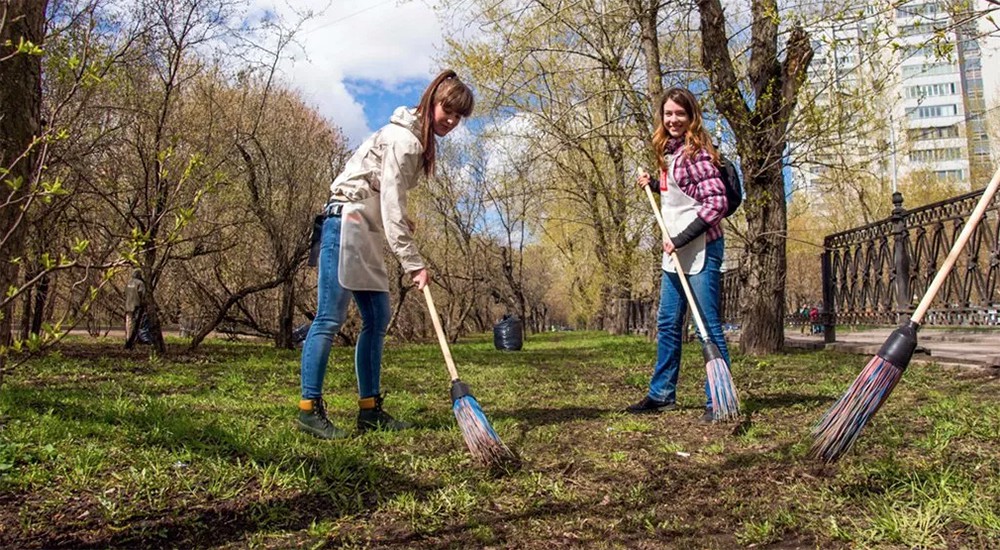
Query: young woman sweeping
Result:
<box><xmin>297</xmin><ymin>70</ymin><xmax>474</xmax><ymax>439</ymax></box>
<box><xmin>628</xmin><ymin>87</ymin><xmax>737</xmax><ymax>423</ymax></box>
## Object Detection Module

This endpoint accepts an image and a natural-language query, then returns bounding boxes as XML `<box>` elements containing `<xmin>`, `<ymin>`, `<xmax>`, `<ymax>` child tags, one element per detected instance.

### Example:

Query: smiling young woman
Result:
<box><xmin>628</xmin><ymin>87</ymin><xmax>731</xmax><ymax>423</ymax></box>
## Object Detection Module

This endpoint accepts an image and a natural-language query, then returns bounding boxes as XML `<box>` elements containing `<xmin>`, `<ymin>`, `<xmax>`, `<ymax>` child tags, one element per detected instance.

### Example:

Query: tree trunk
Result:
<box><xmin>630</xmin><ymin>0</ymin><xmax>664</xmax><ymax>133</ymax></box>
<box><xmin>145</xmin><ymin>293</ymin><xmax>167</xmax><ymax>352</ymax></box>
<box><xmin>30</xmin><ymin>273</ymin><xmax>48</xmax><ymax>335</ymax></box>
<box><xmin>0</xmin><ymin>1</ymin><xmax>48</xmax><ymax>371</ymax></box>
<box><xmin>739</xmin><ymin>160</ymin><xmax>787</xmax><ymax>352</ymax></box>
<box><xmin>19</xmin><ymin>276</ymin><xmax>33</xmax><ymax>340</ymax></box>
<box><xmin>275</xmin><ymin>278</ymin><xmax>295</xmax><ymax>349</ymax></box>
<box><xmin>386</xmin><ymin>267</ymin><xmax>411</xmax><ymax>337</ymax></box>
<box><xmin>697</xmin><ymin>0</ymin><xmax>812</xmax><ymax>354</ymax></box>
<box><xmin>188</xmin><ymin>275</ymin><xmax>287</xmax><ymax>349</ymax></box>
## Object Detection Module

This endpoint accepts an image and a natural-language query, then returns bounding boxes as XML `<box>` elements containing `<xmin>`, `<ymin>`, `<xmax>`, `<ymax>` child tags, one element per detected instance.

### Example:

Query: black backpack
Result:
<box><xmin>681</xmin><ymin>154</ymin><xmax>743</xmax><ymax>217</ymax></box>
<box><xmin>718</xmin><ymin>155</ymin><xmax>743</xmax><ymax>218</ymax></box>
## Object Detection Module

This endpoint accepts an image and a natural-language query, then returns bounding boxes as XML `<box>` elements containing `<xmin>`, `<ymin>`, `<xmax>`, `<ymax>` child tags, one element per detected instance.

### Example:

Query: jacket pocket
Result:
<box><xmin>338</xmin><ymin>200</ymin><xmax>389</xmax><ymax>291</ymax></box>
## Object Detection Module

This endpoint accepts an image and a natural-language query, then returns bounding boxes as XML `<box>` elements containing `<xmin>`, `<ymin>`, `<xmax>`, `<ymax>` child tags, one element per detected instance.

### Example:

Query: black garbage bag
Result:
<box><xmin>493</xmin><ymin>315</ymin><xmax>523</xmax><ymax>351</ymax></box>
<box><xmin>136</xmin><ymin>314</ymin><xmax>153</xmax><ymax>345</ymax></box>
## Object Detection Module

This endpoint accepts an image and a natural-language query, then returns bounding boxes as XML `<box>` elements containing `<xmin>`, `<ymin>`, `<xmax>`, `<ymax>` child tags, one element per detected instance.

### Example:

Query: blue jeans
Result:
<box><xmin>648</xmin><ymin>237</ymin><xmax>730</xmax><ymax>408</ymax></box>
<box><xmin>300</xmin><ymin>215</ymin><xmax>390</xmax><ymax>400</ymax></box>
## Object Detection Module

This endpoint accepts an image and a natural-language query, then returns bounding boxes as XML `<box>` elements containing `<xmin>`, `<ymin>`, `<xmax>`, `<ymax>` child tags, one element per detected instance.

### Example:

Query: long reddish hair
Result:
<box><xmin>415</xmin><ymin>69</ymin><xmax>475</xmax><ymax>176</ymax></box>
<box><xmin>651</xmin><ymin>87</ymin><xmax>718</xmax><ymax>170</ymax></box>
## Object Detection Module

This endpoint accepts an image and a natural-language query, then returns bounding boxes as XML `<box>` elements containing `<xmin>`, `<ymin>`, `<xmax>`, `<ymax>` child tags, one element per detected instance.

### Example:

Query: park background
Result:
<box><xmin>2</xmin><ymin>0</ymin><xmax>1000</xmax><ymax>548</ymax></box>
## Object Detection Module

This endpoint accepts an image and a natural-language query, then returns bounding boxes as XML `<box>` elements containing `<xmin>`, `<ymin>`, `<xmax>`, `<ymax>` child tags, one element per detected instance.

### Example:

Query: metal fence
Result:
<box><xmin>625</xmin><ymin>186</ymin><xmax>999</xmax><ymax>338</ymax></box>
<box><xmin>821</xmin><ymin>189</ymin><xmax>1000</xmax><ymax>341</ymax></box>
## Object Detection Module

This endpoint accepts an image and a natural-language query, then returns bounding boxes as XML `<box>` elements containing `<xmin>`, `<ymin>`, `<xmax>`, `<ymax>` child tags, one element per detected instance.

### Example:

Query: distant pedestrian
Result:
<box><xmin>124</xmin><ymin>269</ymin><xmax>145</xmax><ymax>349</ymax></box>
<box><xmin>809</xmin><ymin>305</ymin><xmax>820</xmax><ymax>335</ymax></box>
<box><xmin>799</xmin><ymin>304</ymin><xmax>810</xmax><ymax>334</ymax></box>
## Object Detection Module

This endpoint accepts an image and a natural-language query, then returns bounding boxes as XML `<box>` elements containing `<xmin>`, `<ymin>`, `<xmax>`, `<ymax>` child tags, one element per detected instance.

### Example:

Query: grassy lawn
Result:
<box><xmin>1</xmin><ymin>331</ymin><xmax>999</xmax><ymax>549</ymax></box>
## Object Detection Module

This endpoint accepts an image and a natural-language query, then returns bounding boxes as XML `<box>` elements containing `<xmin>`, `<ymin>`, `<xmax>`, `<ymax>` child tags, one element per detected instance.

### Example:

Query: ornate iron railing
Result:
<box><xmin>821</xmin><ymin>188</ymin><xmax>1000</xmax><ymax>339</ymax></box>
<box><xmin>721</xmin><ymin>268</ymin><xmax>741</xmax><ymax>326</ymax></box>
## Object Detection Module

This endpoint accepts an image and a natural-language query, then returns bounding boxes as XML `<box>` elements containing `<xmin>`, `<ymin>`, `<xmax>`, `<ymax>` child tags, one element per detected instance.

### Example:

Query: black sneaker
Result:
<box><xmin>357</xmin><ymin>393</ymin><xmax>411</xmax><ymax>433</ymax></box>
<box><xmin>625</xmin><ymin>396</ymin><xmax>677</xmax><ymax>414</ymax></box>
<box><xmin>297</xmin><ymin>398</ymin><xmax>348</xmax><ymax>440</ymax></box>
<box><xmin>699</xmin><ymin>407</ymin><xmax>716</xmax><ymax>424</ymax></box>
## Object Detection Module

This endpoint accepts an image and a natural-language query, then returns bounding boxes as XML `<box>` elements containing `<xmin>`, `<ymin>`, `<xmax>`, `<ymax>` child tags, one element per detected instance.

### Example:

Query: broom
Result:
<box><xmin>422</xmin><ymin>285</ymin><xmax>518</xmax><ymax>468</ymax></box>
<box><xmin>642</xmin><ymin>184</ymin><xmax>741</xmax><ymax>421</ymax></box>
<box><xmin>810</xmin><ymin>165</ymin><xmax>1000</xmax><ymax>463</ymax></box>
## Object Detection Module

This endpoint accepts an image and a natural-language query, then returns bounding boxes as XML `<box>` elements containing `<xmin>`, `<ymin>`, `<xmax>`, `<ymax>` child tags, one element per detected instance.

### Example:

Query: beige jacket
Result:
<box><xmin>330</xmin><ymin>106</ymin><xmax>425</xmax><ymax>291</ymax></box>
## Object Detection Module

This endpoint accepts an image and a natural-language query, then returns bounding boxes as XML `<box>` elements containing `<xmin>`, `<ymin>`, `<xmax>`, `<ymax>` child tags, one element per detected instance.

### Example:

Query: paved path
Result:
<box><xmin>784</xmin><ymin>327</ymin><xmax>1000</xmax><ymax>368</ymax></box>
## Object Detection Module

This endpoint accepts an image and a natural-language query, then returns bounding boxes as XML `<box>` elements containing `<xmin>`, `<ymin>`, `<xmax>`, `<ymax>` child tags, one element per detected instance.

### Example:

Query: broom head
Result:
<box><xmin>450</xmin><ymin>380</ymin><xmax>519</xmax><ymax>469</ymax></box>
<box><xmin>703</xmin><ymin>342</ymin><xmax>740</xmax><ymax>421</ymax></box>
<box><xmin>809</xmin><ymin>322</ymin><xmax>918</xmax><ymax>463</ymax></box>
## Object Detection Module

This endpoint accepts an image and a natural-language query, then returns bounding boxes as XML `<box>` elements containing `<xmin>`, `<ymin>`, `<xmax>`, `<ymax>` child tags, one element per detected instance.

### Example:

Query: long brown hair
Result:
<box><xmin>651</xmin><ymin>87</ymin><xmax>718</xmax><ymax>170</ymax></box>
<box><xmin>415</xmin><ymin>69</ymin><xmax>475</xmax><ymax>176</ymax></box>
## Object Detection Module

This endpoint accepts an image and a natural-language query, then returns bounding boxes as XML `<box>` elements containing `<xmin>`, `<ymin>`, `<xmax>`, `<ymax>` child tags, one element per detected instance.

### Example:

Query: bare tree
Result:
<box><xmin>1</xmin><ymin>0</ymin><xmax>50</xmax><ymax>381</ymax></box>
<box><xmin>696</xmin><ymin>0</ymin><xmax>813</xmax><ymax>353</ymax></box>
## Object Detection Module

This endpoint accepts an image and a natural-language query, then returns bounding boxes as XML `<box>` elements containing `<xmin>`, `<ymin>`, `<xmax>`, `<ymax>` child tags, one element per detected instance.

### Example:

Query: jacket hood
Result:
<box><xmin>390</xmin><ymin>106</ymin><xmax>423</xmax><ymax>140</ymax></box>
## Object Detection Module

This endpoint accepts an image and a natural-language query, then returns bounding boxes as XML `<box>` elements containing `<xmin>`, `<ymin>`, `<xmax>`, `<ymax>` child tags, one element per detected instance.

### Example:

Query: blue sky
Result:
<box><xmin>344</xmin><ymin>78</ymin><xmax>426</xmax><ymax>131</ymax></box>
<box><xmin>247</xmin><ymin>1</ymin><xmax>446</xmax><ymax>145</ymax></box>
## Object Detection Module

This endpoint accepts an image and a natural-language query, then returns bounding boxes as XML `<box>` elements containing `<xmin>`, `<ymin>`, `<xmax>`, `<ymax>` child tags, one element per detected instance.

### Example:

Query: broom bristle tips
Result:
<box><xmin>706</xmin><ymin>357</ymin><xmax>740</xmax><ymax>422</ymax></box>
<box><xmin>453</xmin><ymin>395</ymin><xmax>519</xmax><ymax>469</ymax></box>
<box><xmin>809</xmin><ymin>355</ymin><xmax>904</xmax><ymax>463</ymax></box>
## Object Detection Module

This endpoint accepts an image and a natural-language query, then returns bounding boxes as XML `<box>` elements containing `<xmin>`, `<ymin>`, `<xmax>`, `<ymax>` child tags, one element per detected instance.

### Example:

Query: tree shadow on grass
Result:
<box><xmin>4</xmin><ymin>391</ymin><xmax>444</xmax><ymax>549</ymax></box>
<box><xmin>492</xmin><ymin>406</ymin><xmax>610</xmax><ymax>430</ymax></box>
<box><xmin>743</xmin><ymin>392</ymin><xmax>835</xmax><ymax>413</ymax></box>
<box><xmin>36</xmin><ymin>459</ymin><xmax>431</xmax><ymax>550</ymax></box>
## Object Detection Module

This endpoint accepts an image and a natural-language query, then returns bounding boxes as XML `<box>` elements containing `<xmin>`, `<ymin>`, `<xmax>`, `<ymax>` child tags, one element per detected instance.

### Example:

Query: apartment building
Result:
<box><xmin>794</xmin><ymin>0</ymin><xmax>997</xmax><ymax>193</ymax></box>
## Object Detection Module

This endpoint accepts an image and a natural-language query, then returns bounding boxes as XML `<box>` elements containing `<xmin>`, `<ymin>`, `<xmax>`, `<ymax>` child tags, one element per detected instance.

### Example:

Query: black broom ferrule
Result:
<box><xmin>701</xmin><ymin>341</ymin><xmax>723</xmax><ymax>362</ymax></box>
<box><xmin>877</xmin><ymin>321</ymin><xmax>920</xmax><ymax>371</ymax></box>
<box><xmin>450</xmin><ymin>379</ymin><xmax>473</xmax><ymax>402</ymax></box>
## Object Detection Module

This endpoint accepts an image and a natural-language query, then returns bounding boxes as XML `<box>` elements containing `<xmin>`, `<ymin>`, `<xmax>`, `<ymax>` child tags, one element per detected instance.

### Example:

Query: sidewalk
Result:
<box><xmin>784</xmin><ymin>327</ymin><xmax>1000</xmax><ymax>368</ymax></box>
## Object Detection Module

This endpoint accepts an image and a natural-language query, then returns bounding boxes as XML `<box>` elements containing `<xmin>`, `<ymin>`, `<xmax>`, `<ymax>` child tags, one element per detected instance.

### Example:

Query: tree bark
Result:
<box><xmin>0</xmin><ymin>0</ymin><xmax>48</xmax><ymax>385</ymax></box>
<box><xmin>630</xmin><ymin>0</ymin><xmax>664</xmax><ymax>131</ymax></box>
<box><xmin>697</xmin><ymin>0</ymin><xmax>813</xmax><ymax>353</ymax></box>
<box><xmin>275</xmin><ymin>278</ymin><xmax>295</xmax><ymax>349</ymax></box>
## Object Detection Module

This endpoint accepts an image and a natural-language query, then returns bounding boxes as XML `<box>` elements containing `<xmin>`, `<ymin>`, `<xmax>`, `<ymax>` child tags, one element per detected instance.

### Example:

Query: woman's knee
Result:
<box><xmin>358</xmin><ymin>295</ymin><xmax>390</xmax><ymax>333</ymax></box>
<box><xmin>310</xmin><ymin>313</ymin><xmax>344</xmax><ymax>336</ymax></box>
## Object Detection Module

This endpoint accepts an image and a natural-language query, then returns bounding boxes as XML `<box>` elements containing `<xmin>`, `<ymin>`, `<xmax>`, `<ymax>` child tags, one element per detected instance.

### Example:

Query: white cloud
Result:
<box><xmin>246</xmin><ymin>0</ymin><xmax>445</xmax><ymax>144</ymax></box>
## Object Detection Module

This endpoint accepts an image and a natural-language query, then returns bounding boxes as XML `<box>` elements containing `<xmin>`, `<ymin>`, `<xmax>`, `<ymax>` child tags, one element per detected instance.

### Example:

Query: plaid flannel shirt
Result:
<box><xmin>653</xmin><ymin>138</ymin><xmax>727</xmax><ymax>243</ymax></box>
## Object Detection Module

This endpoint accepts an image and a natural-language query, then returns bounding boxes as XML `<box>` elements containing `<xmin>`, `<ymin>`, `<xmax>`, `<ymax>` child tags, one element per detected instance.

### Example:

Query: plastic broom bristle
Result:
<box><xmin>809</xmin><ymin>354</ymin><xmax>903</xmax><ymax>463</ymax></box>
<box><xmin>452</xmin><ymin>395</ymin><xmax>518</xmax><ymax>468</ymax></box>
<box><xmin>706</xmin><ymin>357</ymin><xmax>740</xmax><ymax>421</ymax></box>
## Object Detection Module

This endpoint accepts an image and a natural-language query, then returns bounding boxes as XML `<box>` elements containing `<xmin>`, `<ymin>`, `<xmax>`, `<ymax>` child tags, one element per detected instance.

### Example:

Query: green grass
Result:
<box><xmin>1</xmin><ymin>331</ymin><xmax>999</xmax><ymax>548</ymax></box>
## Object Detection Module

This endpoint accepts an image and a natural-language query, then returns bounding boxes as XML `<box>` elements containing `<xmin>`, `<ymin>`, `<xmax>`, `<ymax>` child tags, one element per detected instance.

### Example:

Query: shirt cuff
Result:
<box><xmin>672</xmin><ymin>217</ymin><xmax>711</xmax><ymax>249</ymax></box>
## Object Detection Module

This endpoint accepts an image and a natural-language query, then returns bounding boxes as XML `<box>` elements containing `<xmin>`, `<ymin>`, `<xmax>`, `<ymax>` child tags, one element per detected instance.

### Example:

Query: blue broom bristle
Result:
<box><xmin>452</xmin><ymin>395</ymin><xmax>518</xmax><ymax>468</ymax></box>
<box><xmin>809</xmin><ymin>355</ymin><xmax>903</xmax><ymax>463</ymax></box>
<box><xmin>706</xmin><ymin>357</ymin><xmax>740</xmax><ymax>421</ymax></box>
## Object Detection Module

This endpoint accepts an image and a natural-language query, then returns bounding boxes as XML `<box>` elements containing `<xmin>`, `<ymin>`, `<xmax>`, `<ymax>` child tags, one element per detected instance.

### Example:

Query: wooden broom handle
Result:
<box><xmin>911</xmin><ymin>165</ymin><xmax>1000</xmax><ymax>324</ymax></box>
<box><xmin>643</xmin><ymin>184</ymin><xmax>711</xmax><ymax>339</ymax></box>
<box><xmin>422</xmin><ymin>285</ymin><xmax>461</xmax><ymax>382</ymax></box>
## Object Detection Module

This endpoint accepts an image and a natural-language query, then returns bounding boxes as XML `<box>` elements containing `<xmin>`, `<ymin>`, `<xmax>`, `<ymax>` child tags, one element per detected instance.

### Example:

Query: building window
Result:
<box><xmin>909</xmin><ymin>148</ymin><xmax>963</xmax><ymax>162</ymax></box>
<box><xmin>906</xmin><ymin>104</ymin><xmax>958</xmax><ymax>119</ymax></box>
<box><xmin>896</xmin><ymin>2</ymin><xmax>942</xmax><ymax>18</ymax></box>
<box><xmin>899</xmin><ymin>23</ymin><xmax>948</xmax><ymax>37</ymax></box>
<box><xmin>935</xmin><ymin>169</ymin><xmax>965</xmax><ymax>182</ymax></box>
<box><xmin>905</xmin><ymin>82</ymin><xmax>957</xmax><ymax>98</ymax></box>
<box><xmin>902</xmin><ymin>63</ymin><xmax>957</xmax><ymax>77</ymax></box>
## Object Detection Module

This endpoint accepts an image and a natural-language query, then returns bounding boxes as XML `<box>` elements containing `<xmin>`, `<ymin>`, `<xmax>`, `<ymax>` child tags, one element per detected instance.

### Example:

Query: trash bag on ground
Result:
<box><xmin>493</xmin><ymin>315</ymin><xmax>523</xmax><ymax>351</ymax></box>
<box><xmin>136</xmin><ymin>314</ymin><xmax>153</xmax><ymax>345</ymax></box>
